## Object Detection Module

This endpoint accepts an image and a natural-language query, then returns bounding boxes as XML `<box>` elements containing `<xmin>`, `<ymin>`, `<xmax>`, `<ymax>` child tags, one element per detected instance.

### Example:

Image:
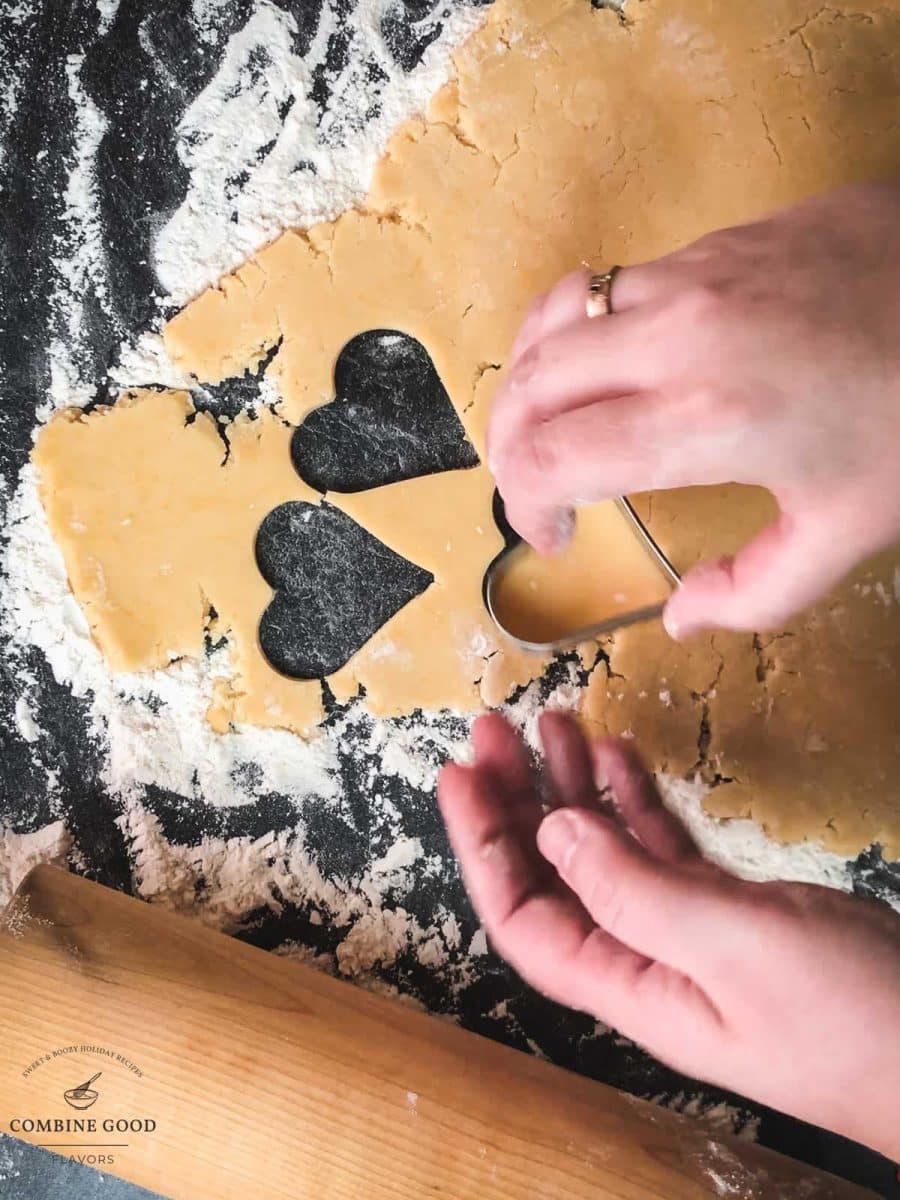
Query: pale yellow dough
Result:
<box><xmin>35</xmin><ymin>0</ymin><xmax>900</xmax><ymax>853</ymax></box>
<box><xmin>489</xmin><ymin>502</ymin><xmax>674</xmax><ymax>645</ymax></box>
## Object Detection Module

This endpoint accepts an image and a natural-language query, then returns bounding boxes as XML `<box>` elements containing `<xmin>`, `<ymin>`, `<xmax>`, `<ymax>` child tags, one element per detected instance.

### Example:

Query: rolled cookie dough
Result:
<box><xmin>585</xmin><ymin>487</ymin><xmax>900</xmax><ymax>856</ymax></box>
<box><xmin>33</xmin><ymin>390</ymin><xmax>552</xmax><ymax>731</ymax></box>
<box><xmin>36</xmin><ymin>0</ymin><xmax>900</xmax><ymax>852</ymax></box>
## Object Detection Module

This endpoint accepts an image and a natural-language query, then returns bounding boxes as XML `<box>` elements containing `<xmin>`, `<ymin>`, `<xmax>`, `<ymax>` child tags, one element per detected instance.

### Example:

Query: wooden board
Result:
<box><xmin>0</xmin><ymin>867</ymin><xmax>874</xmax><ymax>1200</ymax></box>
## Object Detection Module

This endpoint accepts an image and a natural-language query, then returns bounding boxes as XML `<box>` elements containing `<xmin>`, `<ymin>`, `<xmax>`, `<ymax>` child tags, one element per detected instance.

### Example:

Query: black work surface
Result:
<box><xmin>0</xmin><ymin>3</ymin><xmax>898</xmax><ymax>1198</ymax></box>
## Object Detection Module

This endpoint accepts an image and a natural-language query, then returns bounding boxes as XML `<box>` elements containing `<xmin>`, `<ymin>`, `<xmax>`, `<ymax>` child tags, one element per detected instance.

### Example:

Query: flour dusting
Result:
<box><xmin>1</xmin><ymin>5</ymin><xmax>897</xmax><ymax>1169</ymax></box>
<box><xmin>645</xmin><ymin>1090</ymin><xmax>760</xmax><ymax>1143</ymax></box>
<box><xmin>1</xmin><ymin>0</ymin><xmax>488</xmax><ymax>980</ymax></box>
<box><xmin>2</xmin><ymin>0</ymin><xmax>895</xmax><ymax>993</ymax></box>
<box><xmin>153</xmin><ymin>0</ymin><xmax>484</xmax><ymax>303</ymax></box>
<box><xmin>44</xmin><ymin>53</ymin><xmax>114</xmax><ymax>419</ymax></box>
<box><xmin>0</xmin><ymin>822</ymin><xmax>71</xmax><ymax>919</ymax></box>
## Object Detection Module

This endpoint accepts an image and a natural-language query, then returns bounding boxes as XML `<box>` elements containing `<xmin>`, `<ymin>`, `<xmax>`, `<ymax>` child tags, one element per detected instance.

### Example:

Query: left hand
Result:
<box><xmin>438</xmin><ymin>712</ymin><xmax>900</xmax><ymax>1160</ymax></box>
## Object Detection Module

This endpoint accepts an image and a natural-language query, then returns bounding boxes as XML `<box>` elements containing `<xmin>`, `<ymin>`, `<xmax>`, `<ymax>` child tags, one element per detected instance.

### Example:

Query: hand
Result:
<box><xmin>488</xmin><ymin>182</ymin><xmax>900</xmax><ymax>637</ymax></box>
<box><xmin>438</xmin><ymin>712</ymin><xmax>900</xmax><ymax>1160</ymax></box>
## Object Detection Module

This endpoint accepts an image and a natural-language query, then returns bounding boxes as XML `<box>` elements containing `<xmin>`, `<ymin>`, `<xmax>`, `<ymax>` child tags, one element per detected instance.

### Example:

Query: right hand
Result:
<box><xmin>488</xmin><ymin>182</ymin><xmax>900</xmax><ymax>638</ymax></box>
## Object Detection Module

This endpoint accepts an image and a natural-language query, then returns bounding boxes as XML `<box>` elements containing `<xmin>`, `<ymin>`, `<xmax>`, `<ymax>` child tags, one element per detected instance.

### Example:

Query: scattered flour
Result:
<box><xmin>506</xmin><ymin>664</ymin><xmax>584</xmax><ymax>748</ymax></box>
<box><xmin>113</xmin><ymin>792</ymin><xmax>476</xmax><ymax>994</ymax></box>
<box><xmin>0</xmin><ymin>2</ymin><xmax>483</xmax><ymax>968</ymax></box>
<box><xmin>0</xmin><ymin>822</ymin><xmax>72</xmax><ymax>918</ymax></box>
<box><xmin>0</xmin><ymin>6</ymin><xmax>38</xmax><ymax>170</ymax></box>
<box><xmin>688</xmin><ymin>1137</ymin><xmax>820</xmax><ymax>1200</ymax></box>
<box><xmin>646</xmin><ymin>1090</ymin><xmax>760</xmax><ymax>1143</ymax></box>
<box><xmin>468</xmin><ymin>926</ymin><xmax>488</xmax><ymax>957</ymax></box>
<box><xmin>362</xmin><ymin>717</ymin><xmax>469</xmax><ymax>791</ymax></box>
<box><xmin>153</xmin><ymin>0</ymin><xmax>485</xmax><ymax>303</ymax></box>
<box><xmin>43</xmin><ymin>53</ymin><xmax>113</xmax><ymax>419</ymax></box>
<box><xmin>96</xmin><ymin>0</ymin><xmax>120</xmax><ymax>34</ymax></box>
<box><xmin>13</xmin><ymin>694</ymin><xmax>40</xmax><ymax>744</ymax></box>
<box><xmin>0</xmin><ymin>0</ymin><xmax>895</xmax><ymax>1071</ymax></box>
<box><xmin>660</xmin><ymin>776</ymin><xmax>855</xmax><ymax>893</ymax></box>
<box><xmin>109</xmin><ymin>331</ymin><xmax>198</xmax><ymax>392</ymax></box>
<box><xmin>2</xmin><ymin>467</ymin><xmax>340</xmax><ymax>817</ymax></box>
<box><xmin>0</xmin><ymin>1133</ymin><xmax>23</xmax><ymax>1188</ymax></box>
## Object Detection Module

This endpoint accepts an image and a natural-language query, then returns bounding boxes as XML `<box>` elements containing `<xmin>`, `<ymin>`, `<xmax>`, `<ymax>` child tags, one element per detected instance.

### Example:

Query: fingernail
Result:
<box><xmin>662</xmin><ymin>607</ymin><xmax>682</xmax><ymax>640</ymax></box>
<box><xmin>539</xmin><ymin>809</ymin><xmax>580</xmax><ymax>872</ymax></box>
<box><xmin>550</xmin><ymin>506</ymin><xmax>575</xmax><ymax>553</ymax></box>
<box><xmin>663</xmin><ymin>601</ymin><xmax>700</xmax><ymax>641</ymax></box>
<box><xmin>591</xmin><ymin>758</ymin><xmax>609</xmax><ymax>792</ymax></box>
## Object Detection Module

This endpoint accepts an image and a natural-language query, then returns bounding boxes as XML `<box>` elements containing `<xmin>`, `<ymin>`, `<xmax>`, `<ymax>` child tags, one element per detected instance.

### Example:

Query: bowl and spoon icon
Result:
<box><xmin>64</xmin><ymin>1071</ymin><xmax>102</xmax><ymax>1110</ymax></box>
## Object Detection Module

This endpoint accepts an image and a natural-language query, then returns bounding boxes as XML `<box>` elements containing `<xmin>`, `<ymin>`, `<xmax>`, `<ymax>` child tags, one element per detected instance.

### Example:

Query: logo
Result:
<box><xmin>4</xmin><ymin>1045</ymin><xmax>156</xmax><ymax>1169</ymax></box>
<box><xmin>63</xmin><ymin>1071</ymin><xmax>101</xmax><ymax>1110</ymax></box>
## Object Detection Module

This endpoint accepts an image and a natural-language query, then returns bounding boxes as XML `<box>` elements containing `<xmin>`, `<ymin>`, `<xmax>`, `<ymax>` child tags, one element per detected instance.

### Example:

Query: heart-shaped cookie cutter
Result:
<box><xmin>483</xmin><ymin>497</ymin><xmax>681</xmax><ymax>652</ymax></box>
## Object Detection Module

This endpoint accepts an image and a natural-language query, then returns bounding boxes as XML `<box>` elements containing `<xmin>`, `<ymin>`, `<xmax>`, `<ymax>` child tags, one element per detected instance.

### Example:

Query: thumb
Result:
<box><xmin>662</xmin><ymin>509</ymin><xmax>855</xmax><ymax>638</ymax></box>
<box><xmin>537</xmin><ymin>806</ymin><xmax>726</xmax><ymax>977</ymax></box>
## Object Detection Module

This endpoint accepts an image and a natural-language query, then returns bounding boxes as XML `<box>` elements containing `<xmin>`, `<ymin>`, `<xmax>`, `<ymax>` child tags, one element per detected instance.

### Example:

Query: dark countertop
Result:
<box><xmin>0</xmin><ymin>3</ymin><xmax>897</xmax><ymax>1198</ymax></box>
<box><xmin>0</xmin><ymin>1136</ymin><xmax>158</xmax><ymax>1200</ymax></box>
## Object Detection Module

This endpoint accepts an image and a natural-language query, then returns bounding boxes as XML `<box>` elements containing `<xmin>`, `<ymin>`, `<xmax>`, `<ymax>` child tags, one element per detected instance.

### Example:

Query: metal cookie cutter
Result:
<box><xmin>483</xmin><ymin>496</ymin><xmax>681</xmax><ymax>653</ymax></box>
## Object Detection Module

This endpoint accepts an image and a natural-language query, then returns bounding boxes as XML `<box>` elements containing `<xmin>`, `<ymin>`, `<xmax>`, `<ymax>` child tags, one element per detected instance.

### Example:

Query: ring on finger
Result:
<box><xmin>585</xmin><ymin>266</ymin><xmax>621</xmax><ymax>319</ymax></box>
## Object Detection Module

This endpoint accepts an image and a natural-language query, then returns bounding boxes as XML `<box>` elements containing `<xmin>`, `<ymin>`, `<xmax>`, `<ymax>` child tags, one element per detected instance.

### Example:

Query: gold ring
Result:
<box><xmin>586</xmin><ymin>266</ymin><xmax>621</xmax><ymax>318</ymax></box>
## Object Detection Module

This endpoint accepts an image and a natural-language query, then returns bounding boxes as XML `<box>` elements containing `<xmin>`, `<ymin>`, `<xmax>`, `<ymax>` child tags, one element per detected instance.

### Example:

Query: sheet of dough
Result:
<box><xmin>35</xmin><ymin>0</ymin><xmax>900</xmax><ymax>853</ymax></box>
<box><xmin>585</xmin><ymin>487</ymin><xmax>900</xmax><ymax>855</ymax></box>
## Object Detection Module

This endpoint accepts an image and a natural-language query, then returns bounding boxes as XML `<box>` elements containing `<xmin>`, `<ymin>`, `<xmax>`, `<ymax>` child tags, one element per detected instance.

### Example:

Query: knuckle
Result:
<box><xmin>693</xmin><ymin>224</ymin><xmax>749</xmax><ymax>258</ymax></box>
<box><xmin>512</xmin><ymin>294</ymin><xmax>546</xmax><ymax>354</ymax></box>
<box><xmin>731</xmin><ymin>880</ymin><xmax>793</xmax><ymax>930</ymax></box>
<box><xmin>682</xmin><ymin>381</ymin><xmax>748</xmax><ymax>429</ymax></box>
<box><xmin>674</xmin><ymin>281</ymin><xmax>726</xmax><ymax>325</ymax></box>
<box><xmin>525</xmin><ymin>420</ymin><xmax>563</xmax><ymax>480</ymax></box>
<box><xmin>507</xmin><ymin>342</ymin><xmax>541</xmax><ymax>392</ymax></box>
<box><xmin>524</xmin><ymin>292</ymin><xmax>546</xmax><ymax>328</ymax></box>
<box><xmin>690</xmin><ymin>381</ymin><xmax>727</xmax><ymax>416</ymax></box>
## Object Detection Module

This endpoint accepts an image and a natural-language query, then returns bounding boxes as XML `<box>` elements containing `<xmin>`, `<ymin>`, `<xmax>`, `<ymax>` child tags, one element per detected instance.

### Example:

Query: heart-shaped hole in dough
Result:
<box><xmin>256</xmin><ymin>501</ymin><xmax>433</xmax><ymax>679</ymax></box>
<box><xmin>256</xmin><ymin>329</ymin><xmax>477</xmax><ymax>679</ymax></box>
<box><xmin>290</xmin><ymin>329</ymin><xmax>479</xmax><ymax>494</ymax></box>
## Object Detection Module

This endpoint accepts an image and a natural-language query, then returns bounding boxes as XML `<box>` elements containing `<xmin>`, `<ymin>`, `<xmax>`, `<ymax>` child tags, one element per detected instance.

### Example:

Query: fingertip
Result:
<box><xmin>662</xmin><ymin>604</ymin><xmax>684</xmax><ymax>641</ymax></box>
<box><xmin>537</xmin><ymin>806</ymin><xmax>617</xmax><ymax>871</ymax></box>
<box><xmin>438</xmin><ymin>759</ymin><xmax>471</xmax><ymax>786</ymax></box>
<box><xmin>662</xmin><ymin>591</ymin><xmax>707</xmax><ymax>641</ymax></box>
<box><xmin>472</xmin><ymin>711</ymin><xmax>505</xmax><ymax>736</ymax></box>
<box><xmin>537</xmin><ymin>709</ymin><xmax>584</xmax><ymax>766</ymax></box>
<box><xmin>591</xmin><ymin>735</ymin><xmax>629</xmax><ymax>759</ymax></box>
<box><xmin>537</xmin><ymin>708</ymin><xmax>579</xmax><ymax>743</ymax></box>
<box><xmin>590</xmin><ymin>738</ymin><xmax>646</xmax><ymax>806</ymax></box>
<box><xmin>504</xmin><ymin>502</ymin><xmax>575</xmax><ymax>558</ymax></box>
<box><xmin>589</xmin><ymin>746</ymin><xmax>623</xmax><ymax>812</ymax></box>
<box><xmin>470</xmin><ymin>712</ymin><xmax>535</xmax><ymax>798</ymax></box>
<box><xmin>664</xmin><ymin>554</ymin><xmax>751</xmax><ymax>638</ymax></box>
<box><xmin>590</xmin><ymin>736</ymin><xmax>631</xmax><ymax>784</ymax></box>
<box><xmin>471</xmin><ymin>711</ymin><xmax>515</xmax><ymax>756</ymax></box>
<box><xmin>437</xmin><ymin>761</ymin><xmax>474</xmax><ymax>808</ymax></box>
<box><xmin>536</xmin><ymin>710</ymin><xmax>559</xmax><ymax>754</ymax></box>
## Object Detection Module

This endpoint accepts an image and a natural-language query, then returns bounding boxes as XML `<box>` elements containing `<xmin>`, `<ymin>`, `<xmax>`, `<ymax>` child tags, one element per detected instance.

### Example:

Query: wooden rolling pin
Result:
<box><xmin>0</xmin><ymin>866</ymin><xmax>873</xmax><ymax>1200</ymax></box>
